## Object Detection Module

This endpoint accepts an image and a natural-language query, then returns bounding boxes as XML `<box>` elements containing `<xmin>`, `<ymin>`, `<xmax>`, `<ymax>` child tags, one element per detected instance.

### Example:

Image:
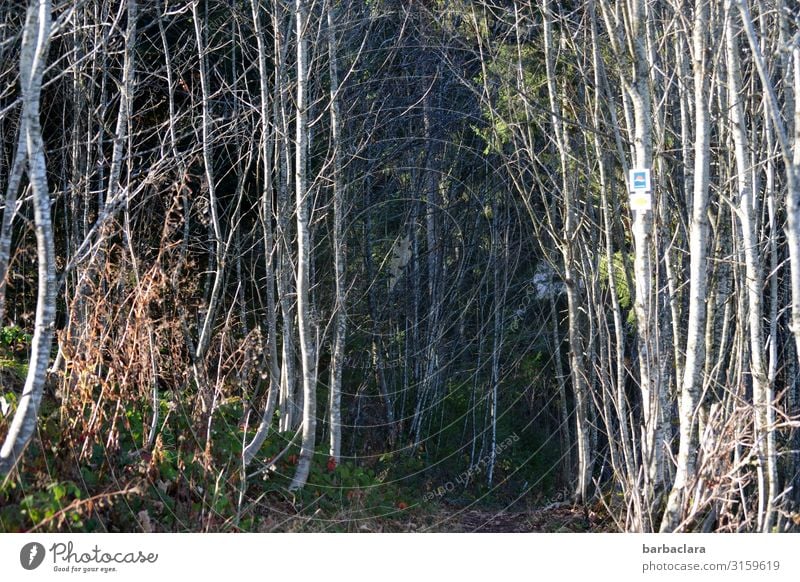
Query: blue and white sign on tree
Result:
<box><xmin>629</xmin><ymin>168</ymin><xmax>652</xmax><ymax>211</ymax></box>
<box><xmin>629</xmin><ymin>168</ymin><xmax>651</xmax><ymax>192</ymax></box>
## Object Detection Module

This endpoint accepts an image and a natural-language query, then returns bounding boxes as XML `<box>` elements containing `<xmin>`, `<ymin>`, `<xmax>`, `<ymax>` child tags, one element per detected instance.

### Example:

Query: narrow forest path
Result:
<box><xmin>417</xmin><ymin>502</ymin><xmax>608</xmax><ymax>532</ymax></box>
<box><xmin>264</xmin><ymin>498</ymin><xmax>614</xmax><ymax>533</ymax></box>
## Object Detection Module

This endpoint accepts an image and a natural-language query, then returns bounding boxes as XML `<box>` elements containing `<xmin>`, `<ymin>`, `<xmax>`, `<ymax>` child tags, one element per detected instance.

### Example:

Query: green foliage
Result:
<box><xmin>473</xmin><ymin>43</ymin><xmax>548</xmax><ymax>155</ymax></box>
<box><xmin>0</xmin><ymin>480</ymin><xmax>84</xmax><ymax>532</ymax></box>
<box><xmin>599</xmin><ymin>251</ymin><xmax>632</xmax><ymax>310</ymax></box>
<box><xmin>0</xmin><ymin>325</ymin><xmax>30</xmax><ymax>382</ymax></box>
<box><xmin>239</xmin><ymin>445</ymin><xmax>408</xmax><ymax>531</ymax></box>
<box><xmin>0</xmin><ymin>324</ymin><xmax>31</xmax><ymax>350</ymax></box>
<box><xmin>0</xmin><ymin>325</ymin><xmax>29</xmax><ymax>426</ymax></box>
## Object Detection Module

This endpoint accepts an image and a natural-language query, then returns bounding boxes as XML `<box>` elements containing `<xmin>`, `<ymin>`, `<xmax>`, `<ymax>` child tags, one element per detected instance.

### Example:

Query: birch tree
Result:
<box><xmin>290</xmin><ymin>0</ymin><xmax>317</xmax><ymax>491</ymax></box>
<box><xmin>0</xmin><ymin>0</ymin><xmax>55</xmax><ymax>477</ymax></box>
<box><xmin>661</xmin><ymin>0</ymin><xmax>712</xmax><ymax>532</ymax></box>
<box><xmin>0</xmin><ymin>0</ymin><xmax>799</xmax><ymax>532</ymax></box>
<box><xmin>243</xmin><ymin>0</ymin><xmax>281</xmax><ymax>466</ymax></box>
<box><xmin>542</xmin><ymin>0</ymin><xmax>592</xmax><ymax>504</ymax></box>
<box><xmin>725</xmin><ymin>0</ymin><xmax>777</xmax><ymax>531</ymax></box>
<box><xmin>326</xmin><ymin>0</ymin><xmax>346</xmax><ymax>464</ymax></box>
<box><xmin>599</xmin><ymin>0</ymin><xmax>665</xmax><ymax>527</ymax></box>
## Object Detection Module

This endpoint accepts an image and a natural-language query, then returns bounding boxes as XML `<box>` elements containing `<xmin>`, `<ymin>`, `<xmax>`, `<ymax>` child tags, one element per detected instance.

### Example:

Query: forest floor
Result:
<box><xmin>260</xmin><ymin>498</ymin><xmax>615</xmax><ymax>533</ymax></box>
<box><xmin>417</xmin><ymin>502</ymin><xmax>609</xmax><ymax>532</ymax></box>
<box><xmin>391</xmin><ymin>501</ymin><xmax>613</xmax><ymax>533</ymax></box>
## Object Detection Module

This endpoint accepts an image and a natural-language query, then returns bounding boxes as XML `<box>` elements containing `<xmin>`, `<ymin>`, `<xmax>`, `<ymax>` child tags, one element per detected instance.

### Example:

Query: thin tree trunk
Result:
<box><xmin>327</xmin><ymin>1</ymin><xmax>347</xmax><ymax>464</ymax></box>
<box><xmin>290</xmin><ymin>0</ymin><xmax>317</xmax><ymax>491</ymax></box>
<box><xmin>790</xmin><ymin>18</ymin><xmax>800</xmax><ymax>513</ymax></box>
<box><xmin>0</xmin><ymin>0</ymin><xmax>56</xmax><ymax>477</ymax></box>
<box><xmin>734</xmin><ymin>0</ymin><xmax>800</xmax><ymax>371</ymax></box>
<box><xmin>730</xmin><ymin>0</ymin><xmax>774</xmax><ymax>531</ymax></box>
<box><xmin>629</xmin><ymin>3</ymin><xmax>663</xmax><ymax>523</ymax></box>
<box><xmin>661</xmin><ymin>0</ymin><xmax>711</xmax><ymax>532</ymax></box>
<box><xmin>543</xmin><ymin>0</ymin><xmax>592</xmax><ymax>504</ymax></box>
<box><xmin>549</xmin><ymin>273</ymin><xmax>572</xmax><ymax>486</ymax></box>
<box><xmin>274</xmin><ymin>2</ymin><xmax>298</xmax><ymax>433</ymax></box>
<box><xmin>243</xmin><ymin>0</ymin><xmax>281</xmax><ymax>465</ymax></box>
<box><xmin>191</xmin><ymin>0</ymin><xmax>223</xmax><ymax>422</ymax></box>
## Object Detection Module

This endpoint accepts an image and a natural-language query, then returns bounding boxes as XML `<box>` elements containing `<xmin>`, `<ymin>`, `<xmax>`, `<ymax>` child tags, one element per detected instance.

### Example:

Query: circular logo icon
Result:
<box><xmin>20</xmin><ymin>542</ymin><xmax>46</xmax><ymax>570</ymax></box>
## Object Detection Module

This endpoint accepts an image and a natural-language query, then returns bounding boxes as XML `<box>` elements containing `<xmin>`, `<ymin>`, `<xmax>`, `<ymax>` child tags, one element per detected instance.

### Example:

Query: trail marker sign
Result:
<box><xmin>628</xmin><ymin>168</ymin><xmax>652</xmax><ymax>211</ymax></box>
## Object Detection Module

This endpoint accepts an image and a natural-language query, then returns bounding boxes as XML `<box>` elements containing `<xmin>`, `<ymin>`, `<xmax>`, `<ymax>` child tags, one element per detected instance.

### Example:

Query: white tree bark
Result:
<box><xmin>0</xmin><ymin>0</ymin><xmax>55</xmax><ymax>477</ymax></box>
<box><xmin>243</xmin><ymin>0</ymin><xmax>281</xmax><ymax>466</ymax></box>
<box><xmin>290</xmin><ymin>0</ymin><xmax>317</xmax><ymax>491</ymax></box>
<box><xmin>599</xmin><ymin>0</ymin><xmax>665</xmax><ymax>526</ymax></box>
<box><xmin>727</xmin><ymin>0</ymin><xmax>775</xmax><ymax>532</ymax></box>
<box><xmin>733</xmin><ymin>0</ymin><xmax>793</xmax><ymax>530</ymax></box>
<box><xmin>543</xmin><ymin>0</ymin><xmax>592</xmax><ymax>504</ymax></box>
<box><xmin>191</xmin><ymin>0</ymin><xmax>223</xmax><ymax>369</ymax></box>
<box><xmin>327</xmin><ymin>0</ymin><xmax>346</xmax><ymax>464</ymax></box>
<box><xmin>628</xmin><ymin>2</ymin><xmax>664</xmax><ymax>519</ymax></box>
<box><xmin>734</xmin><ymin>0</ymin><xmax>800</xmax><ymax>370</ymax></box>
<box><xmin>661</xmin><ymin>0</ymin><xmax>711</xmax><ymax>532</ymax></box>
<box><xmin>105</xmin><ymin>0</ymin><xmax>137</xmax><ymax>210</ymax></box>
<box><xmin>273</xmin><ymin>2</ymin><xmax>299</xmax><ymax>433</ymax></box>
<box><xmin>598</xmin><ymin>0</ymin><xmax>664</xmax><ymax>526</ymax></box>
<box><xmin>792</xmin><ymin>40</ymin><xmax>800</xmax><ymax>510</ymax></box>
